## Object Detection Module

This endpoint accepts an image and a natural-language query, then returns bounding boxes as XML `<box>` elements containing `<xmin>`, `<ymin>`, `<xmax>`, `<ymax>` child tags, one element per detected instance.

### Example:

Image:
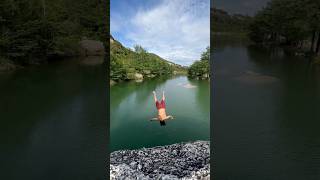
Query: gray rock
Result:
<box><xmin>110</xmin><ymin>141</ymin><xmax>210</xmax><ymax>179</ymax></box>
<box><xmin>110</xmin><ymin>80</ymin><xmax>116</xmax><ymax>86</ymax></box>
<box><xmin>79</xmin><ymin>39</ymin><xmax>105</xmax><ymax>56</ymax></box>
<box><xmin>147</xmin><ymin>74</ymin><xmax>156</xmax><ymax>78</ymax></box>
<box><xmin>135</xmin><ymin>73</ymin><xmax>143</xmax><ymax>80</ymax></box>
<box><xmin>143</xmin><ymin>70</ymin><xmax>151</xmax><ymax>74</ymax></box>
<box><xmin>0</xmin><ymin>61</ymin><xmax>19</xmax><ymax>72</ymax></box>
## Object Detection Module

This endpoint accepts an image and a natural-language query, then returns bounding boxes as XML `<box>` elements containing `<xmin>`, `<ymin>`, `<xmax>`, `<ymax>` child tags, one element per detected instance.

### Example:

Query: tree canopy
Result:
<box><xmin>110</xmin><ymin>37</ymin><xmax>185</xmax><ymax>81</ymax></box>
<box><xmin>211</xmin><ymin>8</ymin><xmax>252</xmax><ymax>33</ymax></box>
<box><xmin>249</xmin><ymin>0</ymin><xmax>320</xmax><ymax>54</ymax></box>
<box><xmin>0</xmin><ymin>0</ymin><xmax>106</xmax><ymax>64</ymax></box>
<box><xmin>188</xmin><ymin>47</ymin><xmax>210</xmax><ymax>79</ymax></box>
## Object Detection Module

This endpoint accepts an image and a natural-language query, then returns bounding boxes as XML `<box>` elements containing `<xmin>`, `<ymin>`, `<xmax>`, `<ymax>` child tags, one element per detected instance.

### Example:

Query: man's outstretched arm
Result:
<box><xmin>150</xmin><ymin>117</ymin><xmax>158</xmax><ymax>121</ymax></box>
<box><xmin>164</xmin><ymin>115</ymin><xmax>174</xmax><ymax>120</ymax></box>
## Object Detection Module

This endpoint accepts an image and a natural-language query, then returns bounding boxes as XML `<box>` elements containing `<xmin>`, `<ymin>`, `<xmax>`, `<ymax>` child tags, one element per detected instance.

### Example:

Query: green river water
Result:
<box><xmin>213</xmin><ymin>36</ymin><xmax>320</xmax><ymax>179</ymax></box>
<box><xmin>110</xmin><ymin>76</ymin><xmax>210</xmax><ymax>152</ymax></box>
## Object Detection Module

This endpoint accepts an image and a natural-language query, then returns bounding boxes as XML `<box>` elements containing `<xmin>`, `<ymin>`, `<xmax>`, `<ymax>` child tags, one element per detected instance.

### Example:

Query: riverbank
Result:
<box><xmin>214</xmin><ymin>35</ymin><xmax>320</xmax><ymax>179</ymax></box>
<box><xmin>110</xmin><ymin>141</ymin><xmax>210</xmax><ymax>179</ymax></box>
<box><xmin>0</xmin><ymin>39</ymin><xmax>105</xmax><ymax>73</ymax></box>
<box><xmin>0</xmin><ymin>58</ymin><xmax>20</xmax><ymax>72</ymax></box>
<box><xmin>110</xmin><ymin>35</ymin><xmax>187</xmax><ymax>84</ymax></box>
<box><xmin>213</xmin><ymin>32</ymin><xmax>320</xmax><ymax>65</ymax></box>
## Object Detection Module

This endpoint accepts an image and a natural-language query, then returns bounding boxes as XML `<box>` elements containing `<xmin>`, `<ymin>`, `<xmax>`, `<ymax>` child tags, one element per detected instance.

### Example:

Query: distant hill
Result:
<box><xmin>110</xmin><ymin>35</ymin><xmax>186</xmax><ymax>82</ymax></box>
<box><xmin>211</xmin><ymin>8</ymin><xmax>252</xmax><ymax>33</ymax></box>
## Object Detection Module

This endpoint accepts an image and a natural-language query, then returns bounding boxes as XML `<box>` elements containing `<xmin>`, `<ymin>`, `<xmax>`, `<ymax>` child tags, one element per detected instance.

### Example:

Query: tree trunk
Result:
<box><xmin>316</xmin><ymin>31</ymin><xmax>320</xmax><ymax>55</ymax></box>
<box><xmin>311</xmin><ymin>31</ymin><xmax>316</xmax><ymax>52</ymax></box>
<box><xmin>42</xmin><ymin>0</ymin><xmax>46</xmax><ymax>17</ymax></box>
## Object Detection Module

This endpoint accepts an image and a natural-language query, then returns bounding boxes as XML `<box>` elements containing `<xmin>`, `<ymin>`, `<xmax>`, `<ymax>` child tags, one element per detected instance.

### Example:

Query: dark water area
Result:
<box><xmin>0</xmin><ymin>57</ymin><xmax>106</xmax><ymax>180</ymax></box>
<box><xmin>213</xmin><ymin>36</ymin><xmax>320</xmax><ymax>179</ymax></box>
<box><xmin>110</xmin><ymin>76</ymin><xmax>210</xmax><ymax>152</ymax></box>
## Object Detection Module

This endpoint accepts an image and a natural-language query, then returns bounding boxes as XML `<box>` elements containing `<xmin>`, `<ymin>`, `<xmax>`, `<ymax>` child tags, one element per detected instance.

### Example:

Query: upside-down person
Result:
<box><xmin>151</xmin><ymin>91</ymin><xmax>173</xmax><ymax>126</ymax></box>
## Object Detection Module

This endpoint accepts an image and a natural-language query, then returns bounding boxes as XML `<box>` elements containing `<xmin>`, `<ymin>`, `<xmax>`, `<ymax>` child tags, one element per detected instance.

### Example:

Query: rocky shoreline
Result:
<box><xmin>110</xmin><ymin>141</ymin><xmax>210</xmax><ymax>180</ymax></box>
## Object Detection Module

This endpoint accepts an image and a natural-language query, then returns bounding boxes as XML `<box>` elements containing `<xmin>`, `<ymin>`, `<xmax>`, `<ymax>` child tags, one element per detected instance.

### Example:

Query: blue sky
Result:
<box><xmin>111</xmin><ymin>0</ymin><xmax>210</xmax><ymax>66</ymax></box>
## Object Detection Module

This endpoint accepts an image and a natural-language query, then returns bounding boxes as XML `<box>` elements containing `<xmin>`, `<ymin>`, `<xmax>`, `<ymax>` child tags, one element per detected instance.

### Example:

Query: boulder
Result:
<box><xmin>126</xmin><ymin>72</ymin><xmax>136</xmax><ymax>80</ymax></box>
<box><xmin>143</xmin><ymin>70</ymin><xmax>151</xmax><ymax>74</ymax></box>
<box><xmin>110</xmin><ymin>80</ymin><xmax>116</xmax><ymax>86</ymax></box>
<box><xmin>147</xmin><ymin>74</ymin><xmax>156</xmax><ymax>78</ymax></box>
<box><xmin>79</xmin><ymin>40</ymin><xmax>105</xmax><ymax>56</ymax></box>
<box><xmin>134</xmin><ymin>73</ymin><xmax>143</xmax><ymax>80</ymax></box>
<box><xmin>203</xmin><ymin>73</ymin><xmax>209</xmax><ymax>78</ymax></box>
<box><xmin>0</xmin><ymin>59</ymin><xmax>21</xmax><ymax>72</ymax></box>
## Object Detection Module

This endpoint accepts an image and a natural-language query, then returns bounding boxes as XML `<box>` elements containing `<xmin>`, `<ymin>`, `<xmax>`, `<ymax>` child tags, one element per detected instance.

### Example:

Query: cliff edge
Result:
<box><xmin>110</xmin><ymin>141</ymin><xmax>210</xmax><ymax>180</ymax></box>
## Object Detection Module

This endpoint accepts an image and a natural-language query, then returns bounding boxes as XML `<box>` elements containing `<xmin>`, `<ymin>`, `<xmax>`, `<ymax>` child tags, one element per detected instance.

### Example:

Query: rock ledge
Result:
<box><xmin>110</xmin><ymin>141</ymin><xmax>210</xmax><ymax>180</ymax></box>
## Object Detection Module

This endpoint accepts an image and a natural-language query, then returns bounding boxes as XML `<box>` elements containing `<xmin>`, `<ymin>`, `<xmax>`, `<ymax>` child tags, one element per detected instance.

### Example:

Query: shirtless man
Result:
<box><xmin>151</xmin><ymin>91</ymin><xmax>173</xmax><ymax>125</ymax></box>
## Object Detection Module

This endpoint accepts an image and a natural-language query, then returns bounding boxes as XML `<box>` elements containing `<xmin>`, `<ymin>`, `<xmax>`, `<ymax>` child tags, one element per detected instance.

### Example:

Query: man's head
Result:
<box><xmin>160</xmin><ymin>120</ymin><xmax>166</xmax><ymax>126</ymax></box>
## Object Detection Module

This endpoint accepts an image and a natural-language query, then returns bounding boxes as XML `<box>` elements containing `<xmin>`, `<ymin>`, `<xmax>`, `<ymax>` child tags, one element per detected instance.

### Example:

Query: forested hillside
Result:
<box><xmin>249</xmin><ymin>0</ymin><xmax>320</xmax><ymax>56</ymax></box>
<box><xmin>0</xmin><ymin>0</ymin><xmax>106</xmax><ymax>66</ymax></box>
<box><xmin>211</xmin><ymin>8</ymin><xmax>252</xmax><ymax>33</ymax></box>
<box><xmin>110</xmin><ymin>35</ymin><xmax>186</xmax><ymax>82</ymax></box>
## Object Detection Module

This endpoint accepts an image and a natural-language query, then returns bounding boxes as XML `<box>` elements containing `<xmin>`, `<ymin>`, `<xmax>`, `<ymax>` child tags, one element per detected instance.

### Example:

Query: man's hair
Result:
<box><xmin>160</xmin><ymin>120</ymin><xmax>166</xmax><ymax>126</ymax></box>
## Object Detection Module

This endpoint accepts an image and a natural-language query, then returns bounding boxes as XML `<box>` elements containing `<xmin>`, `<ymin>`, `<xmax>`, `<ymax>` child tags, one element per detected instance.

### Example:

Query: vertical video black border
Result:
<box><xmin>210</xmin><ymin>0</ymin><xmax>215</xmax><ymax>178</ymax></box>
<box><xmin>105</xmin><ymin>0</ymin><xmax>110</xmax><ymax>179</ymax></box>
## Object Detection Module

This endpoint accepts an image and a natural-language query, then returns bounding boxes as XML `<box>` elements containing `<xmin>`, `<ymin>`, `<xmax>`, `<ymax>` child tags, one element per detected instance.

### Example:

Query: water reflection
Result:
<box><xmin>214</xmin><ymin>36</ymin><xmax>320</xmax><ymax>179</ymax></box>
<box><xmin>0</xmin><ymin>58</ymin><xmax>106</xmax><ymax>179</ymax></box>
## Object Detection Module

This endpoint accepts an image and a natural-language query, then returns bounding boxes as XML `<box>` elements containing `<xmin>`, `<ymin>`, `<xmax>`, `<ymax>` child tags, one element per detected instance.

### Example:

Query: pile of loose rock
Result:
<box><xmin>110</xmin><ymin>141</ymin><xmax>210</xmax><ymax>179</ymax></box>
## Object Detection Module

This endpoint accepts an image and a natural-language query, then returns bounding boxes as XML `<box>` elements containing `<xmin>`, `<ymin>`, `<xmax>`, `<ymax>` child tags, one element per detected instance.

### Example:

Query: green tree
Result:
<box><xmin>110</xmin><ymin>37</ymin><xmax>178</xmax><ymax>81</ymax></box>
<box><xmin>188</xmin><ymin>47</ymin><xmax>210</xmax><ymax>79</ymax></box>
<box><xmin>134</xmin><ymin>45</ymin><xmax>147</xmax><ymax>54</ymax></box>
<box><xmin>249</xmin><ymin>0</ymin><xmax>320</xmax><ymax>55</ymax></box>
<box><xmin>0</xmin><ymin>0</ymin><xmax>105</xmax><ymax>64</ymax></box>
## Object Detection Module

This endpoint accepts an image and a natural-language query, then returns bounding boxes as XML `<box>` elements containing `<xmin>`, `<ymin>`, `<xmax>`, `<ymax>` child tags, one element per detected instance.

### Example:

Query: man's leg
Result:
<box><xmin>153</xmin><ymin>91</ymin><xmax>158</xmax><ymax>103</ymax></box>
<box><xmin>162</xmin><ymin>91</ymin><xmax>165</xmax><ymax>101</ymax></box>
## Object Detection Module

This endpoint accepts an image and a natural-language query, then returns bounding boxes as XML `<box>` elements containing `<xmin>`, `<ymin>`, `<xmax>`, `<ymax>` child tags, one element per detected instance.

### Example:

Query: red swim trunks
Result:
<box><xmin>156</xmin><ymin>100</ymin><xmax>166</xmax><ymax>109</ymax></box>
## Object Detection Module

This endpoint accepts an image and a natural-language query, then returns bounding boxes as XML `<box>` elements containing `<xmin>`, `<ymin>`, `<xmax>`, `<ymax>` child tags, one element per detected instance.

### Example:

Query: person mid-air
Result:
<box><xmin>151</xmin><ymin>91</ymin><xmax>173</xmax><ymax>126</ymax></box>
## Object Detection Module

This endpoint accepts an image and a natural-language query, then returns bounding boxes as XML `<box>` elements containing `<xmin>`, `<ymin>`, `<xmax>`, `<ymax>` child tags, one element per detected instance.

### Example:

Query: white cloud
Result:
<box><xmin>118</xmin><ymin>0</ymin><xmax>210</xmax><ymax>66</ymax></box>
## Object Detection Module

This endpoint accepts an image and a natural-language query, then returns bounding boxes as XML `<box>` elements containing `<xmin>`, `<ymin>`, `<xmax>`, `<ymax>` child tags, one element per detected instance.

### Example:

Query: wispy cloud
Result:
<box><xmin>111</xmin><ymin>0</ymin><xmax>210</xmax><ymax>66</ymax></box>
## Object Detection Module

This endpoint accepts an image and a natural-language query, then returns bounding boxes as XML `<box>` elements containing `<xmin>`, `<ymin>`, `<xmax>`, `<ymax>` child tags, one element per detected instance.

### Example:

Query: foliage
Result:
<box><xmin>133</xmin><ymin>45</ymin><xmax>147</xmax><ymax>54</ymax></box>
<box><xmin>211</xmin><ymin>8</ymin><xmax>252</xmax><ymax>33</ymax></box>
<box><xmin>110</xmin><ymin>37</ymin><xmax>185</xmax><ymax>81</ymax></box>
<box><xmin>188</xmin><ymin>47</ymin><xmax>210</xmax><ymax>79</ymax></box>
<box><xmin>0</xmin><ymin>0</ymin><xmax>106</xmax><ymax>64</ymax></box>
<box><xmin>248</xmin><ymin>0</ymin><xmax>320</xmax><ymax>54</ymax></box>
